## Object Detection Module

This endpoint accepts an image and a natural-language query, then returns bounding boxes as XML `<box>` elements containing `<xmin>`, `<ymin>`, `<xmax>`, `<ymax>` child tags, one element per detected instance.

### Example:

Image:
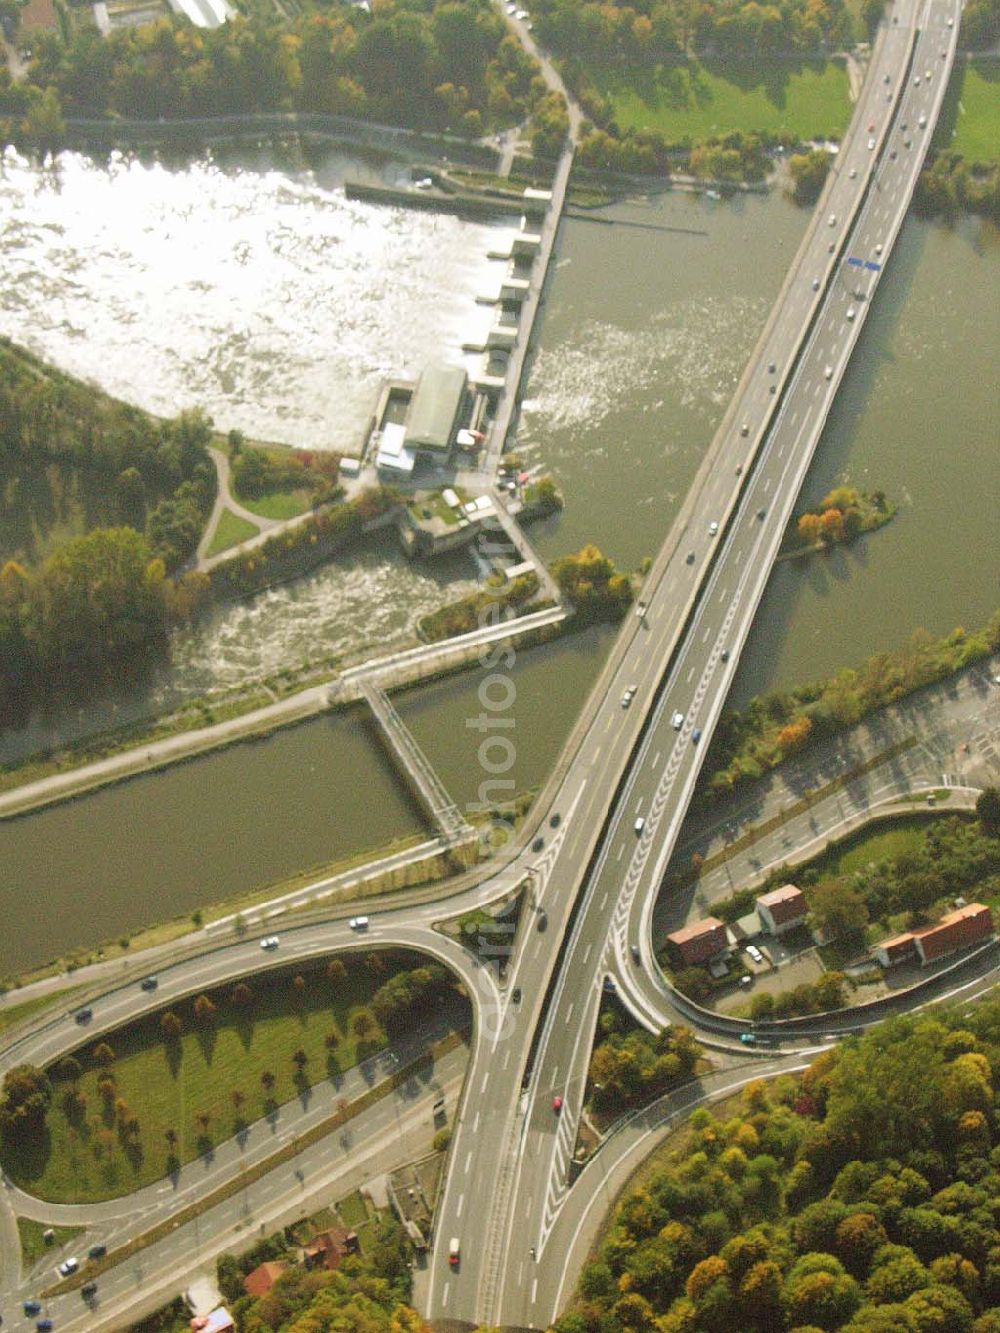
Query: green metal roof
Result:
<box><xmin>405</xmin><ymin>364</ymin><xmax>468</xmax><ymax>452</ymax></box>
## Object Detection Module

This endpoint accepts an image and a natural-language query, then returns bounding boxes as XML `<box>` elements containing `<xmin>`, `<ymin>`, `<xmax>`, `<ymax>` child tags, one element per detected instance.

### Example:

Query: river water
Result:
<box><xmin>1</xmin><ymin>148</ymin><xmax>997</xmax><ymax>973</ymax></box>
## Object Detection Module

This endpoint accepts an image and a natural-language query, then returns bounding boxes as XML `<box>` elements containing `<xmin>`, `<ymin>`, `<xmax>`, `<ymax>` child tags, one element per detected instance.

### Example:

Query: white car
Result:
<box><xmin>634</xmin><ymin>817</ymin><xmax>645</xmax><ymax>835</ymax></box>
<box><xmin>58</xmin><ymin>1257</ymin><xmax>79</xmax><ymax>1276</ymax></box>
<box><xmin>875</xmin><ymin>242</ymin><xmax>883</xmax><ymax>255</ymax></box>
<box><xmin>847</xmin><ymin>307</ymin><xmax>855</xmax><ymax>321</ymax></box>
<box><xmin>849</xmin><ymin>167</ymin><xmax>857</xmax><ymax>179</ymax></box>
<box><xmin>515</xmin><ymin>7</ymin><xmax>528</xmax><ymax>16</ymax></box>
<box><xmin>914</xmin><ymin>75</ymin><xmax>921</xmax><ymax>85</ymax></box>
<box><xmin>671</xmin><ymin>711</ymin><xmax>684</xmax><ymax>730</ymax></box>
<box><xmin>812</xmin><ymin>277</ymin><xmax>820</xmax><ymax>291</ymax></box>
<box><xmin>867</xmin><ymin>136</ymin><xmax>876</xmax><ymax>150</ymax></box>
<box><xmin>260</xmin><ymin>935</ymin><xmax>280</xmax><ymax>950</ymax></box>
<box><xmin>349</xmin><ymin>916</ymin><xmax>370</xmax><ymax>931</ymax></box>
<box><xmin>824</xmin><ymin>365</ymin><xmax>833</xmax><ymax>379</ymax></box>
<box><xmin>708</xmin><ymin>520</ymin><xmax>719</xmax><ymax>536</ymax></box>
<box><xmin>947</xmin><ymin>14</ymin><xmax>954</xmax><ymax>24</ymax></box>
<box><xmin>828</xmin><ymin>214</ymin><xmax>837</xmax><ymax>226</ymax></box>
<box><xmin>746</xmin><ymin>944</ymin><xmax>764</xmax><ymax>964</ymax></box>
<box><xmin>925</xmin><ymin>69</ymin><xmax>932</xmax><ymax>79</ymax></box>
<box><xmin>918</xmin><ymin>114</ymin><xmax>927</xmax><ymax>128</ymax></box>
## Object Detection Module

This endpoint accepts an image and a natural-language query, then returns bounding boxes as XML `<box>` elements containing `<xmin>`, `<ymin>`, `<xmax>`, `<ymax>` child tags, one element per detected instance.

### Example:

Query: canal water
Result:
<box><xmin>1</xmin><ymin>149</ymin><xmax>997</xmax><ymax>973</ymax></box>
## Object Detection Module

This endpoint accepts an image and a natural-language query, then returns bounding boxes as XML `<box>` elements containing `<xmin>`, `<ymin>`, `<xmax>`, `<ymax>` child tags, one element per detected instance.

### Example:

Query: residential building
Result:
<box><xmin>756</xmin><ymin>884</ymin><xmax>807</xmax><ymax>936</ymax></box>
<box><xmin>667</xmin><ymin>917</ymin><xmax>729</xmax><ymax>967</ymax></box>
<box><xmin>913</xmin><ymin>902</ymin><xmax>993</xmax><ymax>964</ymax></box>
<box><xmin>303</xmin><ymin>1226</ymin><xmax>359</xmax><ymax>1272</ymax></box>
<box><xmin>243</xmin><ymin>1261</ymin><xmax>289</xmax><ymax>1298</ymax></box>
<box><xmin>872</xmin><ymin>932</ymin><xmax>918</xmax><ymax>968</ymax></box>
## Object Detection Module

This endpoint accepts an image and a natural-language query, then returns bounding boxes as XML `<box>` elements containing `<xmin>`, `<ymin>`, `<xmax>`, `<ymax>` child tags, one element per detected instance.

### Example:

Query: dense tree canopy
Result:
<box><xmin>562</xmin><ymin>1001</ymin><xmax>1000</xmax><ymax>1333</ymax></box>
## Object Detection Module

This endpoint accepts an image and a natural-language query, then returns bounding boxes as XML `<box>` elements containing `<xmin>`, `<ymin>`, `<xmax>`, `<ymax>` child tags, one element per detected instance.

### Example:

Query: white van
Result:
<box><xmin>634</xmin><ymin>817</ymin><xmax>645</xmax><ymax>835</ymax></box>
<box><xmin>349</xmin><ymin>916</ymin><xmax>369</xmax><ymax>931</ymax></box>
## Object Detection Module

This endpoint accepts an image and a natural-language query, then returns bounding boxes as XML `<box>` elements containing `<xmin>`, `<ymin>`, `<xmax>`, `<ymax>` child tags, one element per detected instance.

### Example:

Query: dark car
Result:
<box><xmin>87</xmin><ymin>1245</ymin><xmax>106</xmax><ymax>1260</ymax></box>
<box><xmin>532</xmin><ymin>837</ymin><xmax>544</xmax><ymax>852</ymax></box>
<box><xmin>140</xmin><ymin>976</ymin><xmax>158</xmax><ymax>991</ymax></box>
<box><xmin>685</xmin><ymin>550</ymin><xmax>695</xmax><ymax>564</ymax></box>
<box><xmin>511</xmin><ymin>988</ymin><xmax>522</xmax><ymax>1004</ymax></box>
<box><xmin>720</xmin><ymin>648</ymin><xmax>730</xmax><ymax>662</ymax></box>
<box><xmin>36</xmin><ymin>1321</ymin><xmax>53</xmax><ymax>1332</ymax></box>
<box><xmin>81</xmin><ymin>1283</ymin><xmax>97</xmax><ymax>1300</ymax></box>
<box><xmin>23</xmin><ymin>1302</ymin><xmax>41</xmax><ymax>1317</ymax></box>
<box><xmin>74</xmin><ymin>1007</ymin><xmax>92</xmax><ymax>1024</ymax></box>
<box><xmin>537</xmin><ymin>911</ymin><xmax>548</xmax><ymax>932</ymax></box>
<box><xmin>549</xmin><ymin>813</ymin><xmax>561</xmax><ymax>828</ymax></box>
<box><xmin>630</xmin><ymin>944</ymin><xmax>641</xmax><ymax>963</ymax></box>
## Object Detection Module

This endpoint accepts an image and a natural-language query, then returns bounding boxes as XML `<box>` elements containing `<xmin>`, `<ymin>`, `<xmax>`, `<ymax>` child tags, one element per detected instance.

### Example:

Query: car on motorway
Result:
<box><xmin>867</xmin><ymin>136</ymin><xmax>876</xmax><ymax>150</ymax></box>
<box><xmin>537</xmin><ymin>910</ymin><xmax>547</xmax><ymax>931</ymax></box>
<box><xmin>74</xmin><ymin>1007</ymin><xmax>92</xmax><ymax>1024</ymax></box>
<box><xmin>890</xmin><ymin>149</ymin><xmax>897</xmax><ymax>160</ymax></box>
<box><xmin>260</xmin><ymin>935</ymin><xmax>280</xmax><ymax>949</ymax></box>
<box><xmin>532</xmin><ymin>836</ymin><xmax>544</xmax><ymax>852</ymax></box>
<box><xmin>550</xmin><ymin>812</ymin><xmax>561</xmax><ymax>828</ymax></box>
<box><xmin>670</xmin><ymin>711</ymin><xmax>684</xmax><ymax>730</ymax></box>
<box><xmin>901</xmin><ymin>120</ymin><xmax>907</xmax><ymax>130</ymax></box>
<box><xmin>828</xmin><ymin>213</ymin><xmax>836</xmax><ymax>226</ymax></box>
<box><xmin>904</xmin><ymin>138</ymin><xmax>912</xmax><ymax>149</ymax></box>
<box><xmin>914</xmin><ymin>74</ymin><xmax>921</xmax><ymax>85</ymax></box>
<box><xmin>925</xmin><ymin>69</ymin><xmax>931</xmax><ymax>79</ymax></box>
<box><xmin>767</xmin><ymin>361</ymin><xmax>775</xmax><ymax>373</ymax></box>
<box><xmin>87</xmin><ymin>1245</ymin><xmax>106</xmax><ymax>1260</ymax></box>
<box><xmin>58</xmin><ymin>1257</ymin><xmax>79</xmax><ymax>1276</ymax></box>
<box><xmin>849</xmin><ymin>167</ymin><xmax>856</xmax><ymax>179</ymax></box>
<box><xmin>552</xmin><ymin>1094</ymin><xmax>563</xmax><ymax>1112</ymax></box>
<box><xmin>746</xmin><ymin>943</ymin><xmax>764</xmax><ymax>963</ymax></box>
<box><xmin>634</xmin><ymin>816</ymin><xmax>645</xmax><ymax>835</ymax></box>
<box><xmin>825</xmin><ymin>365</ymin><xmax>833</xmax><ymax>379</ymax></box>
<box><xmin>720</xmin><ymin>648</ymin><xmax>730</xmax><ymax>662</ymax></box>
<box><xmin>685</xmin><ymin>550</ymin><xmax>695</xmax><ymax>563</ymax></box>
<box><xmin>947</xmin><ymin>13</ymin><xmax>954</xmax><ymax>23</ymax></box>
<box><xmin>739</xmin><ymin>1032</ymin><xmax>758</xmax><ymax>1045</ymax></box>
<box><xmin>630</xmin><ymin>944</ymin><xmax>641</xmax><ymax>963</ymax></box>
<box><xmin>81</xmin><ymin>1283</ymin><xmax>97</xmax><ymax>1300</ymax></box>
<box><xmin>511</xmin><ymin>987</ymin><xmax>521</xmax><ymax>1003</ymax></box>
<box><xmin>811</xmin><ymin>277</ymin><xmax>820</xmax><ymax>290</ymax></box>
<box><xmin>708</xmin><ymin>520</ymin><xmax>719</xmax><ymax>536</ymax></box>
<box><xmin>635</xmin><ymin>600</ymin><xmax>647</xmax><ymax>618</ymax></box>
<box><xmin>692</xmin><ymin>729</ymin><xmax>702</xmax><ymax>744</ymax></box>
<box><xmin>620</xmin><ymin>689</ymin><xmax>634</xmax><ymax>709</ymax></box>
<box><xmin>757</xmin><ymin>507</ymin><xmax>766</xmax><ymax>520</ymax></box>
<box><xmin>919</xmin><ymin>114</ymin><xmax>927</xmax><ymax>128</ymax></box>
<box><xmin>875</xmin><ymin>243</ymin><xmax>883</xmax><ymax>254</ymax></box>
<box><xmin>140</xmin><ymin>975</ymin><xmax>158</xmax><ymax>991</ymax></box>
<box><xmin>448</xmin><ymin>1238</ymin><xmax>461</xmax><ymax>1267</ymax></box>
<box><xmin>847</xmin><ymin>307</ymin><xmax>856</xmax><ymax>321</ymax></box>
<box><xmin>884</xmin><ymin>72</ymin><xmax>891</xmax><ymax>83</ymax></box>
<box><xmin>868</xmin><ymin>121</ymin><xmax>874</xmax><ymax>132</ymax></box>
<box><xmin>349</xmin><ymin>917</ymin><xmax>369</xmax><ymax>931</ymax></box>
<box><xmin>740</xmin><ymin>422</ymin><xmax>749</xmax><ymax>436</ymax></box>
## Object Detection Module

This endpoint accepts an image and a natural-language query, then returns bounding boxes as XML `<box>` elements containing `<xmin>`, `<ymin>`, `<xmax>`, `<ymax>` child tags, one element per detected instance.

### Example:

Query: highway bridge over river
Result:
<box><xmin>0</xmin><ymin>2</ymin><xmax>971</xmax><ymax>1327</ymax></box>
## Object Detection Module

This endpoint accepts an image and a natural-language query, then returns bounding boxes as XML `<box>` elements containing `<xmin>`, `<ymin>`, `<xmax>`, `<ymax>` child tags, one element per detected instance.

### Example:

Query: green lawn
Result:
<box><xmin>204</xmin><ymin>506</ymin><xmax>260</xmax><ymax>557</ymax></box>
<box><xmin>935</xmin><ymin>58</ymin><xmax>1000</xmax><ymax>162</ymax></box>
<box><xmin>17</xmin><ymin>1217</ymin><xmax>84</xmax><ymax>1268</ymax></box>
<box><xmin>822</xmin><ymin>817</ymin><xmax>929</xmax><ymax>877</ymax></box>
<box><xmin>0</xmin><ymin>989</ymin><xmax>78</xmax><ymax>1036</ymax></box>
<box><xmin>1</xmin><ymin>959</ymin><xmax>400</xmax><ymax>1203</ymax></box>
<box><xmin>238</xmin><ymin>489</ymin><xmax>313</xmax><ymax>521</ymax></box>
<box><xmin>592</xmin><ymin>57</ymin><xmax>851</xmax><ymax>142</ymax></box>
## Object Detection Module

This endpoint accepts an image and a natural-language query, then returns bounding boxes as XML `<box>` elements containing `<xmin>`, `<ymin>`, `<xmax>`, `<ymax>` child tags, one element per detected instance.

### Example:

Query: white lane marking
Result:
<box><xmin>457</xmin><ymin>1193</ymin><xmax>465</xmax><ymax>1217</ymax></box>
<box><xmin>702</xmin><ymin>625</ymin><xmax>712</xmax><ymax>643</ymax></box>
<box><xmin>591</xmin><ymin>743</ymin><xmax>602</xmax><ymax>764</ymax></box>
<box><xmin>652</xmin><ymin>751</ymin><xmax>661</xmax><ymax>768</ymax></box>
<box><xmin>531</xmin><ymin>1279</ymin><xmax>538</xmax><ymax>1304</ymax></box>
<box><xmin>473</xmin><ymin>1111</ymin><xmax>480</xmax><ymax>1133</ymax></box>
<box><xmin>503</xmin><ymin>1049</ymin><xmax>511</xmax><ymax>1069</ymax></box>
<box><xmin>599</xmin><ymin>893</ymin><xmax>608</xmax><ymax>910</ymax></box>
<box><xmin>616</xmin><ymin>844</ymin><xmax>624</xmax><ymax>862</ymax></box>
<box><xmin>464</xmin><ymin>1151</ymin><xmax>472</xmax><ymax>1173</ymax></box>
<box><xmin>481</xmin><ymin>1074</ymin><xmax>489</xmax><ymax>1094</ymax></box>
<box><xmin>686</xmin><ymin>666</ymin><xmax>695</xmax><ymax>682</ymax></box>
<box><xmin>583</xmin><ymin>942</ymin><xmax>592</xmax><ymax>964</ymax></box>
<box><xmin>442</xmin><ymin>1283</ymin><xmax>450</xmax><ymax>1308</ymax></box>
<box><xmin>566</xmin><ymin>1003</ymin><xmax>574</xmax><ymax>1024</ymax></box>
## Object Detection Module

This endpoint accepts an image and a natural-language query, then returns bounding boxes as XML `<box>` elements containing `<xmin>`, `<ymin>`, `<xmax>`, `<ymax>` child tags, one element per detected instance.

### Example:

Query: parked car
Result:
<box><xmin>746</xmin><ymin>943</ymin><xmax>764</xmax><ymax>964</ymax></box>
<box><xmin>23</xmin><ymin>1302</ymin><xmax>41</xmax><ymax>1317</ymax></box>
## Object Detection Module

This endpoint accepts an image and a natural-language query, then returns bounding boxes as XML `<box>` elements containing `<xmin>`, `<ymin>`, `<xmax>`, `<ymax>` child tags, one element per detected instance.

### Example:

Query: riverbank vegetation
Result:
<box><xmin>418</xmin><ymin>570</ymin><xmax>540</xmax><ymax>641</ymax></box>
<box><xmin>0</xmin><ymin>951</ymin><xmax>460</xmax><ymax>1202</ymax></box>
<box><xmin>701</xmin><ymin>608</ymin><xmax>1000</xmax><ymax>802</ymax></box>
<box><xmin>915</xmin><ymin>152</ymin><xmax>1000</xmax><ymax>224</ymax></box>
<box><xmin>787</xmin><ymin>486</ymin><xmax>896</xmax><ymax>553</ymax></box>
<box><xmin>6</xmin><ymin>0</ymin><xmax>548</xmax><ymax>147</ymax></box>
<box><xmin>0</xmin><ymin>338</ymin><xmax>215</xmax><ymax>573</ymax></box>
<box><xmin>552</xmin><ymin>544</ymin><xmax>634</xmax><ymax>622</ymax></box>
<box><xmin>565</xmin><ymin>999</ymin><xmax>1000</xmax><ymax>1333</ymax></box>
<box><xmin>788</xmin><ymin>146</ymin><xmax>832</xmax><ymax>202</ymax></box>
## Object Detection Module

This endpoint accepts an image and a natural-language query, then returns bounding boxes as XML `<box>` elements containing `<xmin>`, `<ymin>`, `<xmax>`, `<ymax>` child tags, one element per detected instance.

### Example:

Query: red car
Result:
<box><xmin>552</xmin><ymin>1094</ymin><xmax>563</xmax><ymax>1112</ymax></box>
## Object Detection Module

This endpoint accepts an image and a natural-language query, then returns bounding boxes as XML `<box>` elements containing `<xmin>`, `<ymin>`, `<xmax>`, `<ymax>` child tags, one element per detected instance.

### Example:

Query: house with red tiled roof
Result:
<box><xmin>913</xmin><ymin>903</ymin><xmax>993</xmax><ymax>964</ymax></box>
<box><xmin>873</xmin><ymin>903</ymin><xmax>993</xmax><ymax>969</ymax></box>
<box><xmin>243</xmin><ymin>1261</ymin><xmax>289</xmax><ymax>1298</ymax></box>
<box><xmin>667</xmin><ymin>917</ymin><xmax>729</xmax><ymax>968</ymax></box>
<box><xmin>873</xmin><ymin>932</ymin><xmax>918</xmax><ymax>968</ymax></box>
<box><xmin>756</xmin><ymin>884</ymin><xmax>807</xmax><ymax>936</ymax></box>
<box><xmin>303</xmin><ymin>1227</ymin><xmax>359</xmax><ymax>1272</ymax></box>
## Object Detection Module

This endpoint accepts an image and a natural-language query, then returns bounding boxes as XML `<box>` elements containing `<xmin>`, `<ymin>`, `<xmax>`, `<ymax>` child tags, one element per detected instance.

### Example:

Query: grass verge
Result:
<box><xmin>0</xmin><ymin>989</ymin><xmax>80</xmax><ymax>1036</ymax></box>
<box><xmin>205</xmin><ymin>507</ymin><xmax>260</xmax><ymax>558</ymax></box>
<box><xmin>935</xmin><ymin>58</ymin><xmax>1000</xmax><ymax>162</ymax></box>
<box><xmin>590</xmin><ymin>57</ymin><xmax>850</xmax><ymax>142</ymax></box>
<box><xmin>17</xmin><ymin>1217</ymin><xmax>84</xmax><ymax>1268</ymax></box>
<box><xmin>3</xmin><ymin>957</ymin><xmax>416</xmax><ymax>1203</ymax></box>
<box><xmin>42</xmin><ymin>1028</ymin><xmax>468</xmax><ymax>1298</ymax></box>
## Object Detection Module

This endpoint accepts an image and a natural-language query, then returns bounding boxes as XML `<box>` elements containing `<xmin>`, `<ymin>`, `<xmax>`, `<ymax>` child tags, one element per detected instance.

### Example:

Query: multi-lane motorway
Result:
<box><xmin>0</xmin><ymin>2</ymin><xmax>970</xmax><ymax>1327</ymax></box>
<box><xmin>428</xmin><ymin>0</ymin><xmax>962</xmax><ymax>1324</ymax></box>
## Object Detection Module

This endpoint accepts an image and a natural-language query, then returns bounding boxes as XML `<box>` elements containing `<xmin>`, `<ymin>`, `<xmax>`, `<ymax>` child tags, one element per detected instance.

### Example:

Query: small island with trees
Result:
<box><xmin>785</xmin><ymin>486</ymin><xmax>896</xmax><ymax>557</ymax></box>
